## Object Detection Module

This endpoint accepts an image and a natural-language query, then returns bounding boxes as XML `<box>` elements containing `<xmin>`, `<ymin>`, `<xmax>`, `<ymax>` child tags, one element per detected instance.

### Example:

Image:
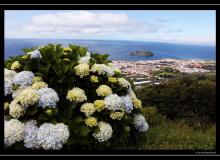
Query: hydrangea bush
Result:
<box><xmin>4</xmin><ymin>44</ymin><xmax>149</xmax><ymax>150</ymax></box>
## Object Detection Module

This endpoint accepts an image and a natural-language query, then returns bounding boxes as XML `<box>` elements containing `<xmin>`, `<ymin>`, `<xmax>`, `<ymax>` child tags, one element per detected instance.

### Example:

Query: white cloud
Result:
<box><xmin>148</xmin><ymin>35</ymin><xmax>216</xmax><ymax>46</ymax></box>
<box><xmin>21</xmin><ymin>11</ymin><xmax>164</xmax><ymax>37</ymax></box>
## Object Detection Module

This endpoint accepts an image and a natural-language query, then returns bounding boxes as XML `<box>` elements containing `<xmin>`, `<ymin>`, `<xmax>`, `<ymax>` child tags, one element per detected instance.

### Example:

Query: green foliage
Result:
<box><xmin>137</xmin><ymin>75</ymin><xmax>216</xmax><ymax>124</ymax></box>
<box><xmin>157</xmin><ymin>72</ymin><xmax>176</xmax><ymax>78</ymax></box>
<box><xmin>91</xmin><ymin>53</ymin><xmax>111</xmax><ymax>64</ymax></box>
<box><xmin>163</xmin><ymin>67</ymin><xmax>174</xmax><ymax>73</ymax></box>
<box><xmin>142</xmin><ymin>107</ymin><xmax>166</xmax><ymax>126</ymax></box>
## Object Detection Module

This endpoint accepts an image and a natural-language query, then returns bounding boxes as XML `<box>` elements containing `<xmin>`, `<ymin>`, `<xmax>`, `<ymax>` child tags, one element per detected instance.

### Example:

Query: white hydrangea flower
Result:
<box><xmin>86</xmin><ymin>51</ymin><xmax>91</xmax><ymax>57</ymax></box>
<box><xmin>96</xmin><ymin>85</ymin><xmax>112</xmax><ymax>97</ymax></box>
<box><xmin>91</xmin><ymin>64</ymin><xmax>114</xmax><ymax>77</ymax></box>
<box><xmin>4</xmin><ymin>119</ymin><xmax>25</xmax><ymax>146</ymax></box>
<box><xmin>27</xmin><ymin>50</ymin><xmax>42</xmax><ymax>59</ymax></box>
<box><xmin>80</xmin><ymin>103</ymin><xmax>96</xmax><ymax>117</ymax></box>
<box><xmin>37</xmin><ymin>88</ymin><xmax>59</xmax><ymax>108</ymax></box>
<box><xmin>133</xmin><ymin>114</ymin><xmax>149</xmax><ymax>132</ymax></box>
<box><xmin>104</xmin><ymin>94</ymin><xmax>124</xmax><ymax>111</ymax></box>
<box><xmin>74</xmin><ymin>64</ymin><xmax>90</xmax><ymax>78</ymax></box>
<box><xmin>53</xmin><ymin>123</ymin><xmax>70</xmax><ymax>144</ymax></box>
<box><xmin>13</xmin><ymin>71</ymin><xmax>34</xmax><ymax>86</ymax></box>
<box><xmin>78</xmin><ymin>55</ymin><xmax>90</xmax><ymax>64</ymax></box>
<box><xmin>9</xmin><ymin>100</ymin><xmax>25</xmax><ymax>119</ymax></box>
<box><xmin>117</xmin><ymin>78</ymin><xmax>131</xmax><ymax>89</ymax></box>
<box><xmin>104</xmin><ymin>65</ymin><xmax>115</xmax><ymax>77</ymax></box>
<box><xmin>66</xmin><ymin>87</ymin><xmax>87</xmax><ymax>103</ymax></box>
<box><xmin>4</xmin><ymin>68</ymin><xmax>17</xmax><ymax>80</ymax></box>
<box><xmin>24</xmin><ymin>120</ymin><xmax>40</xmax><ymax>149</ymax></box>
<box><xmin>12</xmin><ymin>86</ymin><xmax>30</xmax><ymax>99</ymax></box>
<box><xmin>4</xmin><ymin>78</ymin><xmax>13</xmax><ymax>96</ymax></box>
<box><xmin>17</xmin><ymin>88</ymin><xmax>39</xmax><ymax>107</ymax></box>
<box><xmin>92</xmin><ymin>121</ymin><xmax>113</xmax><ymax>142</ymax></box>
<box><xmin>120</xmin><ymin>94</ymin><xmax>133</xmax><ymax>113</ymax></box>
<box><xmin>37</xmin><ymin>123</ymin><xmax>69</xmax><ymax>150</ymax></box>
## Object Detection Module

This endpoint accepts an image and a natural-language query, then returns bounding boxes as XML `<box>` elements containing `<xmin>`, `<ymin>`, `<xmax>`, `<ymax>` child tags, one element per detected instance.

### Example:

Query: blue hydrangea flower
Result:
<box><xmin>24</xmin><ymin>120</ymin><xmax>40</xmax><ymax>149</ymax></box>
<box><xmin>121</xmin><ymin>95</ymin><xmax>133</xmax><ymax>113</ymax></box>
<box><xmin>37</xmin><ymin>88</ymin><xmax>59</xmax><ymax>108</ymax></box>
<box><xmin>13</xmin><ymin>71</ymin><xmax>35</xmax><ymax>86</ymax></box>
<box><xmin>27</xmin><ymin>50</ymin><xmax>42</xmax><ymax>59</ymax></box>
<box><xmin>133</xmin><ymin>114</ymin><xmax>149</xmax><ymax>132</ymax></box>
<box><xmin>37</xmin><ymin>123</ymin><xmax>69</xmax><ymax>150</ymax></box>
<box><xmin>4</xmin><ymin>78</ymin><xmax>13</xmax><ymax>96</ymax></box>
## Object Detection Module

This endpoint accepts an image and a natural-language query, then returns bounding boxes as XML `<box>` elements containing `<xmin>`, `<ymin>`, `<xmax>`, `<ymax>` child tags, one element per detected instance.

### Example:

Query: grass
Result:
<box><xmin>137</xmin><ymin>107</ymin><xmax>216</xmax><ymax>150</ymax></box>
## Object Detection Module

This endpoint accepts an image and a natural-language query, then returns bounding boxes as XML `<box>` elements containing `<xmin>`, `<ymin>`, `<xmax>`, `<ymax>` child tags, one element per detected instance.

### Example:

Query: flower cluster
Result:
<box><xmin>104</xmin><ymin>94</ymin><xmax>124</xmax><ymax>111</ymax></box>
<box><xmin>11</xmin><ymin>61</ymin><xmax>21</xmax><ymax>70</ymax></box>
<box><xmin>9</xmin><ymin>100</ymin><xmax>25</xmax><ymax>118</ymax></box>
<box><xmin>31</xmin><ymin>82</ymin><xmax>48</xmax><ymax>90</ymax></box>
<box><xmin>117</xmin><ymin>78</ymin><xmax>131</xmax><ymax>89</ymax></box>
<box><xmin>66</xmin><ymin>87</ymin><xmax>87</xmax><ymax>103</ymax></box>
<box><xmin>92</xmin><ymin>121</ymin><xmax>113</xmax><ymax>142</ymax></box>
<box><xmin>23</xmin><ymin>120</ymin><xmax>40</xmax><ymax>149</ymax></box>
<box><xmin>91</xmin><ymin>64</ymin><xmax>115</xmax><ymax>76</ymax></box>
<box><xmin>4</xmin><ymin>119</ymin><xmax>25</xmax><ymax>146</ymax></box>
<box><xmin>18</xmin><ymin>88</ymin><xmax>39</xmax><ymax>107</ymax></box>
<box><xmin>27</xmin><ymin>50</ymin><xmax>42</xmax><ymax>59</ymax></box>
<box><xmin>4</xmin><ymin>78</ymin><xmax>13</xmax><ymax>96</ymax></box>
<box><xmin>78</xmin><ymin>54</ymin><xmax>91</xmax><ymax>64</ymax></box>
<box><xmin>93</xmin><ymin>100</ymin><xmax>105</xmax><ymax>112</ymax></box>
<box><xmin>37</xmin><ymin>88</ymin><xmax>59</xmax><ymax>108</ymax></box>
<box><xmin>37</xmin><ymin>123</ymin><xmax>69</xmax><ymax>150</ymax></box>
<box><xmin>110</xmin><ymin>111</ymin><xmax>124</xmax><ymax>120</ymax></box>
<box><xmin>96</xmin><ymin>85</ymin><xmax>112</xmax><ymax>97</ymax></box>
<box><xmin>84</xmin><ymin>117</ymin><xmax>97</xmax><ymax>127</ymax></box>
<box><xmin>90</xmin><ymin>75</ymin><xmax>99</xmax><ymax>83</ymax></box>
<box><xmin>5</xmin><ymin>119</ymin><xmax>70</xmax><ymax>150</ymax></box>
<box><xmin>74</xmin><ymin>64</ymin><xmax>90</xmax><ymax>78</ymax></box>
<box><xmin>133</xmin><ymin>98</ymin><xmax>142</xmax><ymax>109</ymax></box>
<box><xmin>108</xmin><ymin>77</ymin><xmax>118</xmax><ymax>83</ymax></box>
<box><xmin>13</xmin><ymin>71</ymin><xmax>35</xmax><ymax>86</ymax></box>
<box><xmin>121</xmin><ymin>95</ymin><xmax>133</xmax><ymax>113</ymax></box>
<box><xmin>5</xmin><ymin>68</ymin><xmax>17</xmax><ymax>79</ymax></box>
<box><xmin>133</xmin><ymin>114</ymin><xmax>149</xmax><ymax>132</ymax></box>
<box><xmin>80</xmin><ymin>103</ymin><xmax>96</xmax><ymax>117</ymax></box>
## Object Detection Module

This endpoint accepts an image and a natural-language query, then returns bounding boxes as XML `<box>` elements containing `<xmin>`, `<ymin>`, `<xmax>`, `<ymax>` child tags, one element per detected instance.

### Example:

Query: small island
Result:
<box><xmin>129</xmin><ymin>50</ymin><xmax>154</xmax><ymax>56</ymax></box>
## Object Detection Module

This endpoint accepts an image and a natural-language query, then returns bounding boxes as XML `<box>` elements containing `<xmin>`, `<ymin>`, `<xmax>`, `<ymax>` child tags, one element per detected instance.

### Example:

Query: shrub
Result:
<box><xmin>157</xmin><ymin>72</ymin><xmax>176</xmax><ymax>78</ymax></box>
<box><xmin>4</xmin><ymin>44</ymin><xmax>149</xmax><ymax>150</ymax></box>
<box><xmin>163</xmin><ymin>67</ymin><xmax>174</xmax><ymax>73</ymax></box>
<box><xmin>142</xmin><ymin>107</ymin><xmax>166</xmax><ymax>126</ymax></box>
<box><xmin>137</xmin><ymin>75</ymin><xmax>216</xmax><ymax>124</ymax></box>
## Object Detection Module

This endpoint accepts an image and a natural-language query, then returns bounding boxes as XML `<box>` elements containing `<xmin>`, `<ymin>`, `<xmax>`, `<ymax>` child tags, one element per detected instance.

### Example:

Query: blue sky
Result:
<box><xmin>5</xmin><ymin>10</ymin><xmax>216</xmax><ymax>45</ymax></box>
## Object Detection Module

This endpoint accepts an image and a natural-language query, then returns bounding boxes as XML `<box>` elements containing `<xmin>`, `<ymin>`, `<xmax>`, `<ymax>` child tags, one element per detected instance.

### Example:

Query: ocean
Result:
<box><xmin>4</xmin><ymin>39</ymin><xmax>216</xmax><ymax>61</ymax></box>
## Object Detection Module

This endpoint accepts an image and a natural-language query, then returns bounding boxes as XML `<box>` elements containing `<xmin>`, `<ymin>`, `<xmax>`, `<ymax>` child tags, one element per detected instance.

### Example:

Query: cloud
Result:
<box><xmin>155</xmin><ymin>18</ymin><xmax>174</xmax><ymax>23</ymax></box>
<box><xmin>150</xmin><ymin>35</ymin><xmax>216</xmax><ymax>46</ymax></box>
<box><xmin>23</xmin><ymin>11</ymin><xmax>164</xmax><ymax>37</ymax></box>
<box><xmin>165</xmin><ymin>28</ymin><xmax>183</xmax><ymax>33</ymax></box>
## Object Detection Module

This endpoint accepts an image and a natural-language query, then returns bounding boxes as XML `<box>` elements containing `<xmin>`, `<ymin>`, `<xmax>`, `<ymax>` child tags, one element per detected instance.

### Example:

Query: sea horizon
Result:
<box><xmin>4</xmin><ymin>38</ymin><xmax>216</xmax><ymax>61</ymax></box>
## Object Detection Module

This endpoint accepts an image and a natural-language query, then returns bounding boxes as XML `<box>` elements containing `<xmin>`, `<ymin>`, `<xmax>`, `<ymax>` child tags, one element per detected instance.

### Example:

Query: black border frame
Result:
<box><xmin>0</xmin><ymin>4</ymin><xmax>219</xmax><ymax>156</ymax></box>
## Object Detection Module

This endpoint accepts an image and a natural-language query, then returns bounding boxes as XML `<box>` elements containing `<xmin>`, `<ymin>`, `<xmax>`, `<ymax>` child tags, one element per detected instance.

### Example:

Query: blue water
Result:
<box><xmin>4</xmin><ymin>39</ymin><xmax>216</xmax><ymax>61</ymax></box>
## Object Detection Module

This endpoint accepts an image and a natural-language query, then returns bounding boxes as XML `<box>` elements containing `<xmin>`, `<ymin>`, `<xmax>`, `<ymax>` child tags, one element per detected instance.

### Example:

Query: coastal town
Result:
<box><xmin>112</xmin><ymin>58</ymin><xmax>216</xmax><ymax>87</ymax></box>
